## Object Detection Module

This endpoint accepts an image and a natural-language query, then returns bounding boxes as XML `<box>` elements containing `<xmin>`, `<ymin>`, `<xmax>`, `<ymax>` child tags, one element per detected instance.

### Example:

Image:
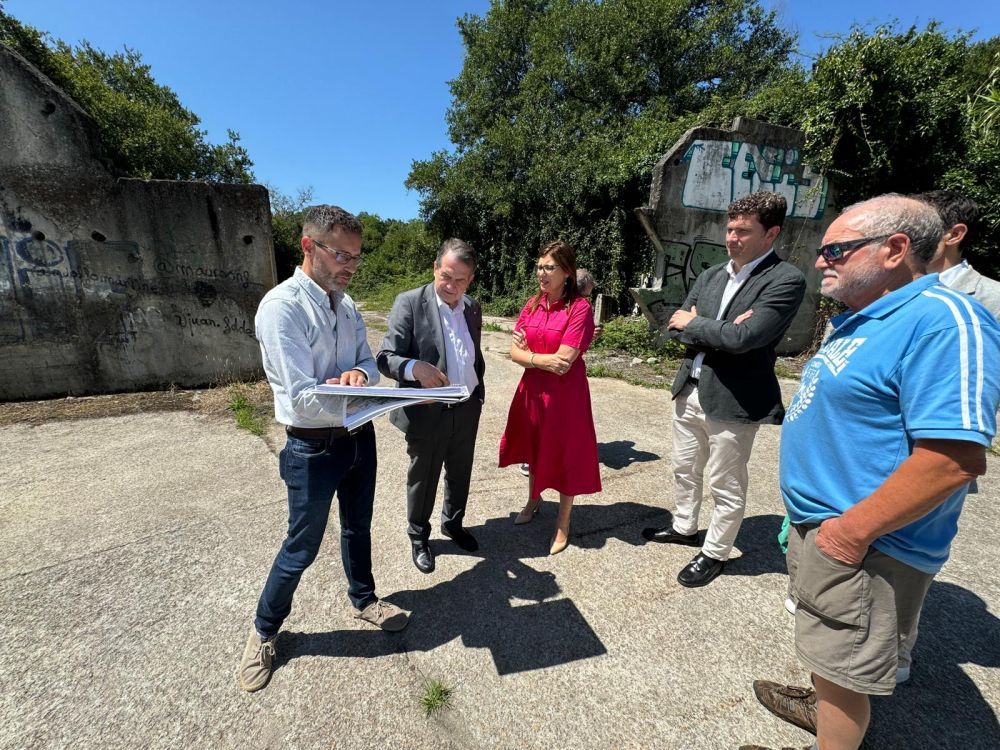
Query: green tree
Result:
<box><xmin>762</xmin><ymin>25</ymin><xmax>1000</xmax><ymax>277</ymax></box>
<box><xmin>407</xmin><ymin>0</ymin><xmax>796</xmax><ymax>308</ymax></box>
<box><xmin>350</xmin><ymin>216</ymin><xmax>438</xmax><ymax>305</ymax></box>
<box><xmin>0</xmin><ymin>8</ymin><xmax>253</xmax><ymax>182</ymax></box>
<box><xmin>267</xmin><ymin>185</ymin><xmax>315</xmax><ymax>281</ymax></box>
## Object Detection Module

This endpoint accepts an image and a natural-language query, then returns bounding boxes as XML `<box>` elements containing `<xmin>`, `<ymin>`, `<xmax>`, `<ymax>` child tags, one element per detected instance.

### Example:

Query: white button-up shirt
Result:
<box><xmin>255</xmin><ymin>267</ymin><xmax>378</xmax><ymax>427</ymax></box>
<box><xmin>691</xmin><ymin>249</ymin><xmax>774</xmax><ymax>378</ymax></box>
<box><xmin>404</xmin><ymin>293</ymin><xmax>479</xmax><ymax>398</ymax></box>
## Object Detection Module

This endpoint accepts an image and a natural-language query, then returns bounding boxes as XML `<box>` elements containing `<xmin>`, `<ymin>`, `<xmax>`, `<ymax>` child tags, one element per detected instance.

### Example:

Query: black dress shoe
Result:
<box><xmin>677</xmin><ymin>552</ymin><xmax>725</xmax><ymax>587</ymax></box>
<box><xmin>441</xmin><ymin>524</ymin><xmax>479</xmax><ymax>552</ymax></box>
<box><xmin>411</xmin><ymin>541</ymin><xmax>435</xmax><ymax>574</ymax></box>
<box><xmin>641</xmin><ymin>525</ymin><xmax>700</xmax><ymax>546</ymax></box>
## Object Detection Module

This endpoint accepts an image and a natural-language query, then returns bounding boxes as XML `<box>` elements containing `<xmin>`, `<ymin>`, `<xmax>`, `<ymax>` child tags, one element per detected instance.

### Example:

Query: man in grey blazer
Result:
<box><xmin>377</xmin><ymin>239</ymin><xmax>486</xmax><ymax>574</ymax></box>
<box><xmin>917</xmin><ymin>190</ymin><xmax>1000</xmax><ymax>320</ymax></box>
<box><xmin>642</xmin><ymin>192</ymin><xmax>806</xmax><ymax>587</ymax></box>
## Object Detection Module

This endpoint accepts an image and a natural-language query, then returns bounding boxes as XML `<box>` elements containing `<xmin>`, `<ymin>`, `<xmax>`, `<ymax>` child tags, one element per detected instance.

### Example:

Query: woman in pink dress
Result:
<box><xmin>498</xmin><ymin>240</ymin><xmax>602</xmax><ymax>554</ymax></box>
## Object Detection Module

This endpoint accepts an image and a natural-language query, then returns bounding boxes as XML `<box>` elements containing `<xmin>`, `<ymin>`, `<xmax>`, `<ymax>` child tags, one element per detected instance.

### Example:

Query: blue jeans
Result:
<box><xmin>255</xmin><ymin>424</ymin><xmax>377</xmax><ymax>638</ymax></box>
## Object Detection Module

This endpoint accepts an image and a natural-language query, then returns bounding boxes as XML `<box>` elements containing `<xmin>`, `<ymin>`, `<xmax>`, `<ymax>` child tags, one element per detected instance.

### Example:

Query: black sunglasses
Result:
<box><xmin>815</xmin><ymin>235</ymin><xmax>891</xmax><ymax>263</ymax></box>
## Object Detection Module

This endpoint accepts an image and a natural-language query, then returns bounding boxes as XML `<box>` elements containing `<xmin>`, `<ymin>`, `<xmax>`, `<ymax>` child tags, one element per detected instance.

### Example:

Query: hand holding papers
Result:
<box><xmin>306</xmin><ymin>384</ymin><xmax>470</xmax><ymax>431</ymax></box>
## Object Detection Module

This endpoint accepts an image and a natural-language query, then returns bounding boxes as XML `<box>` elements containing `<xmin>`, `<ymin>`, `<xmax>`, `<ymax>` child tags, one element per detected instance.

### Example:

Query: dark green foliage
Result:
<box><xmin>412</xmin><ymin>5</ymin><xmax>1000</xmax><ymax>294</ymax></box>
<box><xmin>593</xmin><ymin>315</ymin><xmax>683</xmax><ymax>359</ymax></box>
<box><xmin>0</xmin><ymin>9</ymin><xmax>252</xmax><ymax>182</ymax></box>
<box><xmin>481</xmin><ymin>287</ymin><xmax>537</xmax><ymax>317</ymax></box>
<box><xmin>348</xmin><ymin>214</ymin><xmax>439</xmax><ymax>308</ymax></box>
<box><xmin>407</xmin><ymin>0</ymin><xmax>796</xmax><ymax>312</ymax></box>
<box><xmin>758</xmin><ymin>24</ymin><xmax>1000</xmax><ymax>277</ymax></box>
<box><xmin>795</xmin><ymin>24</ymin><xmax>972</xmax><ymax>202</ymax></box>
<box><xmin>268</xmin><ymin>186</ymin><xmax>314</xmax><ymax>281</ymax></box>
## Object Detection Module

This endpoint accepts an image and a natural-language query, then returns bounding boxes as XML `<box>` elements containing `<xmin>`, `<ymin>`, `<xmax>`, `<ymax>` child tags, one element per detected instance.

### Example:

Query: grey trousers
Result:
<box><xmin>404</xmin><ymin>398</ymin><xmax>482</xmax><ymax>541</ymax></box>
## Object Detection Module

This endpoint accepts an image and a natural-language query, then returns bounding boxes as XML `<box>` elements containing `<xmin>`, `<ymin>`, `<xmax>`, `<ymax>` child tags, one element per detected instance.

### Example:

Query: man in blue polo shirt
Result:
<box><xmin>743</xmin><ymin>194</ymin><xmax>1000</xmax><ymax>750</ymax></box>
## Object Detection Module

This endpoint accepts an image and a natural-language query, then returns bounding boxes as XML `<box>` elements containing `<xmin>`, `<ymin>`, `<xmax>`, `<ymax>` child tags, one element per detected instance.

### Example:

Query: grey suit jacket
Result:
<box><xmin>945</xmin><ymin>265</ymin><xmax>1000</xmax><ymax>321</ymax></box>
<box><xmin>376</xmin><ymin>283</ymin><xmax>485</xmax><ymax>438</ymax></box>
<box><xmin>668</xmin><ymin>252</ymin><xmax>806</xmax><ymax>424</ymax></box>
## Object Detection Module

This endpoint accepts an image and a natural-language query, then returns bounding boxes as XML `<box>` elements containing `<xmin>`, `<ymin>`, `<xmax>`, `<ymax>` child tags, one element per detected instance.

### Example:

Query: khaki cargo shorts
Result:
<box><xmin>786</xmin><ymin>522</ymin><xmax>933</xmax><ymax>695</ymax></box>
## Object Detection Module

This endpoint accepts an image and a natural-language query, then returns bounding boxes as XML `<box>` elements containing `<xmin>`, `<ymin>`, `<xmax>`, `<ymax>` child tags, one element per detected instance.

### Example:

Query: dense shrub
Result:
<box><xmin>593</xmin><ymin>315</ymin><xmax>684</xmax><ymax>359</ymax></box>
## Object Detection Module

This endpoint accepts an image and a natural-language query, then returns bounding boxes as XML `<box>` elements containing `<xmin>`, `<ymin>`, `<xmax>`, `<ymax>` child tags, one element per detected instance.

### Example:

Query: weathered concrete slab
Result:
<box><xmin>0</xmin><ymin>42</ymin><xmax>274</xmax><ymax>401</ymax></box>
<box><xmin>2</xmin><ymin>341</ymin><xmax>997</xmax><ymax>749</ymax></box>
<box><xmin>633</xmin><ymin>116</ymin><xmax>838</xmax><ymax>353</ymax></box>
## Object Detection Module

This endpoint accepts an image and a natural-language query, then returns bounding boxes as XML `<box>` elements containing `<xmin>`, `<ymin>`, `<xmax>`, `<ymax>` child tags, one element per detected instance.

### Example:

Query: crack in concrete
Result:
<box><xmin>393</xmin><ymin>638</ymin><xmax>477</xmax><ymax>750</ymax></box>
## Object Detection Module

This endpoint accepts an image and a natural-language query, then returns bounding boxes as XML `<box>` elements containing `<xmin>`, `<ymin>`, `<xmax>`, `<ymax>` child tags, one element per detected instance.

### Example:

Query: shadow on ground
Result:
<box><xmin>866</xmin><ymin>580</ymin><xmax>1000</xmax><ymax>749</ymax></box>
<box><xmin>275</xmin><ymin>508</ymin><xmax>1000</xmax><ymax>748</ymax></box>
<box><xmin>276</xmin><ymin>501</ymin><xmax>663</xmax><ymax>676</ymax></box>
<box><xmin>598</xmin><ymin>440</ymin><xmax>660</xmax><ymax>470</ymax></box>
<box><xmin>727</xmin><ymin>513</ymin><xmax>787</xmax><ymax>577</ymax></box>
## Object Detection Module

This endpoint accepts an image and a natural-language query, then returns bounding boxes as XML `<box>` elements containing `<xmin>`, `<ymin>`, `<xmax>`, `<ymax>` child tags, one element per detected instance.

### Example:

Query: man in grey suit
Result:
<box><xmin>377</xmin><ymin>239</ymin><xmax>485</xmax><ymax>574</ymax></box>
<box><xmin>917</xmin><ymin>190</ymin><xmax>1000</xmax><ymax>320</ymax></box>
<box><xmin>642</xmin><ymin>192</ymin><xmax>806</xmax><ymax>587</ymax></box>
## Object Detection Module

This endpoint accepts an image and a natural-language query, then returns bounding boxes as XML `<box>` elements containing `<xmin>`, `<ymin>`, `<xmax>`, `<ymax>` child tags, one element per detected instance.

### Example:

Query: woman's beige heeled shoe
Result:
<box><xmin>549</xmin><ymin>529</ymin><xmax>570</xmax><ymax>555</ymax></box>
<box><xmin>514</xmin><ymin>498</ymin><xmax>542</xmax><ymax>525</ymax></box>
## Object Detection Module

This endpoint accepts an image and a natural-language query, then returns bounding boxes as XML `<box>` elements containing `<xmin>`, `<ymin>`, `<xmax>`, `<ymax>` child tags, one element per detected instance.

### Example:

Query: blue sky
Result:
<box><xmin>6</xmin><ymin>1</ymin><xmax>998</xmax><ymax>220</ymax></box>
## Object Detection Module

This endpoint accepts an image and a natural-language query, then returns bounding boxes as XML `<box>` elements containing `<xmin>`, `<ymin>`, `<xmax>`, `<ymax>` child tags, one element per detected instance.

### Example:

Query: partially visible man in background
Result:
<box><xmin>916</xmin><ymin>189</ymin><xmax>1000</xmax><ymax>319</ymax></box>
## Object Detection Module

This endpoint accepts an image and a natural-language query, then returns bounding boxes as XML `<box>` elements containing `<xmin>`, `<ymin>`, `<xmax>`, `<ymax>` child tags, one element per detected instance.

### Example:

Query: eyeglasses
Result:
<box><xmin>815</xmin><ymin>235</ymin><xmax>891</xmax><ymax>263</ymax></box>
<box><xmin>536</xmin><ymin>264</ymin><xmax>559</xmax><ymax>274</ymax></box>
<box><xmin>310</xmin><ymin>237</ymin><xmax>364</xmax><ymax>266</ymax></box>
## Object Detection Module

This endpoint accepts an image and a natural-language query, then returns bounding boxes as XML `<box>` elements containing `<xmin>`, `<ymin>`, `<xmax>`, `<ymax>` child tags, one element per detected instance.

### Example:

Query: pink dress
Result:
<box><xmin>499</xmin><ymin>295</ymin><xmax>602</xmax><ymax>496</ymax></box>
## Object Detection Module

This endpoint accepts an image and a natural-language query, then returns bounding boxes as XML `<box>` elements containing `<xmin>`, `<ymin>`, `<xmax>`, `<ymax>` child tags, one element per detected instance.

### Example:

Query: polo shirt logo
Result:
<box><xmin>786</xmin><ymin>337</ymin><xmax>867</xmax><ymax>422</ymax></box>
<box><xmin>817</xmin><ymin>337</ymin><xmax>867</xmax><ymax>375</ymax></box>
<box><xmin>786</xmin><ymin>360</ymin><xmax>820</xmax><ymax>422</ymax></box>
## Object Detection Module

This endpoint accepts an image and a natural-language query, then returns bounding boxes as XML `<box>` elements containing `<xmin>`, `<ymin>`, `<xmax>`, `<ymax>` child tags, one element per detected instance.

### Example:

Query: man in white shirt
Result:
<box><xmin>917</xmin><ymin>190</ymin><xmax>1000</xmax><ymax>320</ymax></box>
<box><xmin>238</xmin><ymin>205</ymin><xmax>409</xmax><ymax>693</ymax></box>
<box><xmin>641</xmin><ymin>192</ymin><xmax>806</xmax><ymax>587</ymax></box>
<box><xmin>377</xmin><ymin>239</ymin><xmax>486</xmax><ymax>574</ymax></box>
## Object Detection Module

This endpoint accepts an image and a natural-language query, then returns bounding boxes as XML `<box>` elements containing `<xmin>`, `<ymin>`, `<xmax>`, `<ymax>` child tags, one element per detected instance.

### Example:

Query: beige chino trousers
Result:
<box><xmin>671</xmin><ymin>383</ymin><xmax>759</xmax><ymax>561</ymax></box>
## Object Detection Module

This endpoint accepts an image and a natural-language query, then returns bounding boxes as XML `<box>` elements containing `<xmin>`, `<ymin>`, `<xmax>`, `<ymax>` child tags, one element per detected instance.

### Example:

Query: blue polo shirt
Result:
<box><xmin>780</xmin><ymin>275</ymin><xmax>1000</xmax><ymax>574</ymax></box>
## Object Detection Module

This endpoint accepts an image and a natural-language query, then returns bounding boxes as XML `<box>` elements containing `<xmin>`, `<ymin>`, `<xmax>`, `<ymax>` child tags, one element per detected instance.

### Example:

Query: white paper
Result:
<box><xmin>305</xmin><ymin>384</ymin><xmax>471</xmax><ymax>430</ymax></box>
<box><xmin>309</xmin><ymin>384</ymin><xmax>469</xmax><ymax>400</ymax></box>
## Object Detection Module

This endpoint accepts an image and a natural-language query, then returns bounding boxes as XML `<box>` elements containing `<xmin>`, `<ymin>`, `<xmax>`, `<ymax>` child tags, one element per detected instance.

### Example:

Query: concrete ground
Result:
<box><xmin>2</xmin><ymin>329</ymin><xmax>998</xmax><ymax>750</ymax></box>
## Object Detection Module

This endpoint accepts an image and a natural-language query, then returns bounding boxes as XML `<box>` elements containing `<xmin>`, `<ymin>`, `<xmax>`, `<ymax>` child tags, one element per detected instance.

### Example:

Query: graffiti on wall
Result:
<box><xmin>0</xmin><ymin>231</ymin><xmax>260</xmax><ymax>347</ymax></box>
<box><xmin>637</xmin><ymin>238</ymin><xmax>728</xmax><ymax>326</ymax></box>
<box><xmin>680</xmin><ymin>140</ymin><xmax>828</xmax><ymax>219</ymax></box>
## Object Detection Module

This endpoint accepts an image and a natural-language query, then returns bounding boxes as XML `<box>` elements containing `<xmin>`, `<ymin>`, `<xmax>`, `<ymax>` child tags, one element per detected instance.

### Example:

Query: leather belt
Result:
<box><xmin>286</xmin><ymin>425</ymin><xmax>354</xmax><ymax>440</ymax></box>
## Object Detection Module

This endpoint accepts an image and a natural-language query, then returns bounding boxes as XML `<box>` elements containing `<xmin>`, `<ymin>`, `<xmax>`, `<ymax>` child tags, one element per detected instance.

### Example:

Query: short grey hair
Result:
<box><xmin>841</xmin><ymin>193</ymin><xmax>944</xmax><ymax>266</ymax></box>
<box><xmin>302</xmin><ymin>205</ymin><xmax>362</xmax><ymax>238</ymax></box>
<box><xmin>576</xmin><ymin>268</ymin><xmax>595</xmax><ymax>296</ymax></box>
<box><xmin>436</xmin><ymin>238</ymin><xmax>476</xmax><ymax>270</ymax></box>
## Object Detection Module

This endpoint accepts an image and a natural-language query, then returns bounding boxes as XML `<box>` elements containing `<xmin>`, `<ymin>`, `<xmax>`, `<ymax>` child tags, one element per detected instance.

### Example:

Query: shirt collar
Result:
<box><xmin>937</xmin><ymin>259</ymin><xmax>970</xmax><ymax>286</ymax></box>
<box><xmin>727</xmin><ymin>248</ymin><xmax>774</xmax><ymax>280</ymax></box>
<box><xmin>435</xmin><ymin>290</ymin><xmax>468</xmax><ymax>314</ymax></box>
<box><xmin>830</xmin><ymin>274</ymin><xmax>941</xmax><ymax>327</ymax></box>
<box><xmin>539</xmin><ymin>294</ymin><xmax>567</xmax><ymax>311</ymax></box>
<box><xmin>293</xmin><ymin>267</ymin><xmax>340</xmax><ymax>311</ymax></box>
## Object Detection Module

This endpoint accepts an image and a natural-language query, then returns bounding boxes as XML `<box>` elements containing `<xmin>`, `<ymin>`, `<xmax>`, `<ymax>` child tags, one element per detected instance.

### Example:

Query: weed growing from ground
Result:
<box><xmin>227</xmin><ymin>385</ymin><xmax>267</xmax><ymax>437</ymax></box>
<box><xmin>419</xmin><ymin>679</ymin><xmax>454</xmax><ymax>716</ymax></box>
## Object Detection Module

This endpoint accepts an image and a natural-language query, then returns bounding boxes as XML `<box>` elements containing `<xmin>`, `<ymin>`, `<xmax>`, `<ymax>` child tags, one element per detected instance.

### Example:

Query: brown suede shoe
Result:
<box><xmin>751</xmin><ymin>679</ymin><xmax>818</xmax><ymax>735</ymax></box>
<box><xmin>238</xmin><ymin>627</ymin><xmax>276</xmax><ymax>692</ymax></box>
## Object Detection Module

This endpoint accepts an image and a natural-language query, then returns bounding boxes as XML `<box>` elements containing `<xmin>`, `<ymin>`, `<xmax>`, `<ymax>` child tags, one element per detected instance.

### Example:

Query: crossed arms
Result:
<box><xmin>668</xmin><ymin>268</ymin><xmax>806</xmax><ymax>354</ymax></box>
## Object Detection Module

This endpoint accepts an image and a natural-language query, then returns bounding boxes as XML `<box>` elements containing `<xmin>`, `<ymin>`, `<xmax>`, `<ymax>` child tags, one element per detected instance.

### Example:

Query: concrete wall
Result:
<box><xmin>0</xmin><ymin>43</ymin><xmax>276</xmax><ymax>401</ymax></box>
<box><xmin>632</xmin><ymin>117</ymin><xmax>838</xmax><ymax>353</ymax></box>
